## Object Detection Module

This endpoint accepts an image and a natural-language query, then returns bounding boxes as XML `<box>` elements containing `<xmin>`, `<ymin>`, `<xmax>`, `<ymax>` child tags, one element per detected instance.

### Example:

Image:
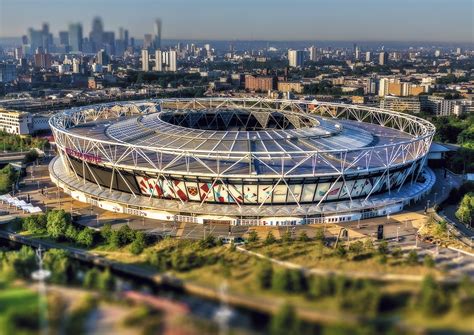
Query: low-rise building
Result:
<box><xmin>380</xmin><ymin>96</ymin><xmax>421</xmax><ymax>113</ymax></box>
<box><xmin>245</xmin><ymin>75</ymin><xmax>277</xmax><ymax>92</ymax></box>
<box><xmin>277</xmin><ymin>81</ymin><xmax>303</xmax><ymax>94</ymax></box>
<box><xmin>0</xmin><ymin>109</ymin><xmax>32</xmax><ymax>135</ymax></box>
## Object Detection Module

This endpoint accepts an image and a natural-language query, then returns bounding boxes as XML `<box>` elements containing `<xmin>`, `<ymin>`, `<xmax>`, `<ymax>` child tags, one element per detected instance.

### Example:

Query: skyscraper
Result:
<box><xmin>365</xmin><ymin>51</ymin><xmax>371</xmax><ymax>62</ymax></box>
<box><xmin>154</xmin><ymin>19</ymin><xmax>162</xmax><ymax>50</ymax></box>
<box><xmin>68</xmin><ymin>23</ymin><xmax>83</xmax><ymax>52</ymax></box>
<box><xmin>154</xmin><ymin>49</ymin><xmax>163</xmax><ymax>71</ymax></box>
<box><xmin>288</xmin><ymin>49</ymin><xmax>304</xmax><ymax>68</ymax></box>
<box><xmin>169</xmin><ymin>50</ymin><xmax>177</xmax><ymax>72</ymax></box>
<box><xmin>378</xmin><ymin>51</ymin><xmax>388</xmax><ymax>65</ymax></box>
<box><xmin>90</xmin><ymin>17</ymin><xmax>104</xmax><ymax>52</ymax></box>
<box><xmin>309</xmin><ymin>46</ymin><xmax>317</xmax><ymax>61</ymax></box>
<box><xmin>141</xmin><ymin>49</ymin><xmax>150</xmax><ymax>72</ymax></box>
<box><xmin>97</xmin><ymin>49</ymin><xmax>109</xmax><ymax>65</ymax></box>
<box><xmin>59</xmin><ymin>31</ymin><xmax>69</xmax><ymax>46</ymax></box>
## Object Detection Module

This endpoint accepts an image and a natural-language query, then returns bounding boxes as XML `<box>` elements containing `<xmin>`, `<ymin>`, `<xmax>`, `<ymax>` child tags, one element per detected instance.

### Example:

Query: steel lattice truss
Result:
<box><xmin>50</xmin><ymin>98</ymin><xmax>435</xmax><ymax>210</ymax></box>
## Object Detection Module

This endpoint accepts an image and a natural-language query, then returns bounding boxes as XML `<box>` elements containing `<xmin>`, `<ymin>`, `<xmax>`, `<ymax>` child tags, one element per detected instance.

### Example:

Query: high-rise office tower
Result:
<box><xmin>68</xmin><ymin>23</ymin><xmax>83</xmax><ymax>52</ymax></box>
<box><xmin>169</xmin><ymin>50</ymin><xmax>177</xmax><ymax>72</ymax></box>
<box><xmin>288</xmin><ymin>49</ymin><xmax>304</xmax><ymax>68</ymax></box>
<box><xmin>59</xmin><ymin>31</ymin><xmax>69</xmax><ymax>46</ymax></box>
<box><xmin>378</xmin><ymin>51</ymin><xmax>388</xmax><ymax>65</ymax></box>
<box><xmin>143</xmin><ymin>34</ymin><xmax>153</xmax><ymax>49</ymax></box>
<box><xmin>154</xmin><ymin>49</ymin><xmax>163</xmax><ymax>71</ymax></box>
<box><xmin>97</xmin><ymin>49</ymin><xmax>109</xmax><ymax>65</ymax></box>
<box><xmin>141</xmin><ymin>49</ymin><xmax>150</xmax><ymax>72</ymax></box>
<box><xmin>154</xmin><ymin>19</ymin><xmax>162</xmax><ymax>50</ymax></box>
<box><xmin>90</xmin><ymin>17</ymin><xmax>104</xmax><ymax>52</ymax></box>
<box><xmin>309</xmin><ymin>45</ymin><xmax>317</xmax><ymax>61</ymax></box>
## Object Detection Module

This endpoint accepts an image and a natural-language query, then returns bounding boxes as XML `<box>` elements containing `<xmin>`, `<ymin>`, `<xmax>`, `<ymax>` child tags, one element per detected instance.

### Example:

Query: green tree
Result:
<box><xmin>436</xmin><ymin>220</ymin><xmax>448</xmax><ymax>235</ymax></box>
<box><xmin>289</xmin><ymin>269</ymin><xmax>306</xmax><ymax>293</ymax></box>
<box><xmin>281</xmin><ymin>230</ymin><xmax>293</xmax><ymax>244</ymax></box>
<box><xmin>101</xmin><ymin>223</ymin><xmax>113</xmax><ymax>243</ymax></box>
<box><xmin>455</xmin><ymin>193</ymin><xmax>474</xmax><ymax>225</ymax></box>
<box><xmin>22</xmin><ymin>214</ymin><xmax>47</xmax><ymax>233</ymax></box>
<box><xmin>418</xmin><ymin>275</ymin><xmax>449</xmax><ymax>316</ymax></box>
<box><xmin>265</xmin><ymin>231</ymin><xmax>277</xmax><ymax>245</ymax></box>
<box><xmin>46</xmin><ymin>210</ymin><xmax>70</xmax><ymax>240</ymax></box>
<box><xmin>98</xmin><ymin>268</ymin><xmax>116</xmax><ymax>293</ymax></box>
<box><xmin>423</xmin><ymin>254</ymin><xmax>435</xmax><ymax>268</ymax></box>
<box><xmin>257</xmin><ymin>261</ymin><xmax>273</xmax><ymax>289</ymax></box>
<box><xmin>76</xmin><ymin>228</ymin><xmax>95</xmax><ymax>248</ymax></box>
<box><xmin>83</xmin><ymin>268</ymin><xmax>100</xmax><ymax>289</ymax></box>
<box><xmin>0</xmin><ymin>164</ymin><xmax>18</xmax><ymax>193</ymax></box>
<box><xmin>407</xmin><ymin>250</ymin><xmax>419</xmax><ymax>265</ymax></box>
<box><xmin>272</xmin><ymin>269</ymin><xmax>292</xmax><ymax>292</ymax></box>
<box><xmin>130</xmin><ymin>231</ymin><xmax>146</xmax><ymax>255</ymax></box>
<box><xmin>348</xmin><ymin>240</ymin><xmax>364</xmax><ymax>257</ymax></box>
<box><xmin>44</xmin><ymin>249</ymin><xmax>71</xmax><ymax>284</ymax></box>
<box><xmin>270</xmin><ymin>303</ymin><xmax>300</xmax><ymax>335</ymax></box>
<box><xmin>298</xmin><ymin>231</ymin><xmax>310</xmax><ymax>242</ymax></box>
<box><xmin>12</xmin><ymin>246</ymin><xmax>36</xmax><ymax>279</ymax></box>
<box><xmin>364</xmin><ymin>238</ymin><xmax>375</xmax><ymax>254</ymax></box>
<box><xmin>64</xmin><ymin>224</ymin><xmax>79</xmax><ymax>242</ymax></box>
<box><xmin>377</xmin><ymin>240</ymin><xmax>389</xmax><ymax>255</ymax></box>
<box><xmin>315</xmin><ymin>228</ymin><xmax>325</xmax><ymax>242</ymax></box>
<box><xmin>309</xmin><ymin>275</ymin><xmax>333</xmax><ymax>298</ymax></box>
<box><xmin>335</xmin><ymin>244</ymin><xmax>347</xmax><ymax>258</ymax></box>
<box><xmin>247</xmin><ymin>230</ymin><xmax>259</xmax><ymax>243</ymax></box>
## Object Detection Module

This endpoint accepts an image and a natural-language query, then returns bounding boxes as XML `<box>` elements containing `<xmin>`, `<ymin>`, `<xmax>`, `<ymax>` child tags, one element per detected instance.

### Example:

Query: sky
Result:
<box><xmin>0</xmin><ymin>0</ymin><xmax>473</xmax><ymax>42</ymax></box>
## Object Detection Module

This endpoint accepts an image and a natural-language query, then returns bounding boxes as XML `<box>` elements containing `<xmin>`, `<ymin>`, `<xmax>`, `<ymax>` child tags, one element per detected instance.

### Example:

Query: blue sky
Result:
<box><xmin>0</xmin><ymin>0</ymin><xmax>472</xmax><ymax>42</ymax></box>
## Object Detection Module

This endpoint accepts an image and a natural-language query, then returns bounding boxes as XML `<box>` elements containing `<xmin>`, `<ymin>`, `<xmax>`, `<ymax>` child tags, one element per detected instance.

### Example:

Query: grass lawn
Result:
<box><xmin>0</xmin><ymin>285</ymin><xmax>39</xmax><ymax>333</ymax></box>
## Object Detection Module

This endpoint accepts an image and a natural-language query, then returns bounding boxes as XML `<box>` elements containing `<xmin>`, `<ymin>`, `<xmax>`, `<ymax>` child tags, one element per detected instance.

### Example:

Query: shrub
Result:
<box><xmin>76</xmin><ymin>228</ymin><xmax>95</xmax><ymax>248</ymax></box>
<box><xmin>348</xmin><ymin>240</ymin><xmax>364</xmax><ymax>256</ymax></box>
<box><xmin>257</xmin><ymin>261</ymin><xmax>273</xmax><ymax>289</ymax></box>
<box><xmin>265</xmin><ymin>231</ymin><xmax>277</xmax><ymax>245</ymax></box>
<box><xmin>335</xmin><ymin>244</ymin><xmax>347</xmax><ymax>258</ymax></box>
<box><xmin>270</xmin><ymin>303</ymin><xmax>300</xmax><ymax>335</ymax></box>
<box><xmin>298</xmin><ymin>231</ymin><xmax>310</xmax><ymax>242</ymax></box>
<box><xmin>407</xmin><ymin>250</ymin><xmax>419</xmax><ymax>265</ymax></box>
<box><xmin>423</xmin><ymin>254</ymin><xmax>435</xmax><ymax>268</ymax></box>
<box><xmin>22</xmin><ymin>214</ymin><xmax>47</xmax><ymax>233</ymax></box>
<box><xmin>377</xmin><ymin>241</ymin><xmax>389</xmax><ymax>255</ymax></box>
<box><xmin>247</xmin><ymin>230</ymin><xmax>259</xmax><ymax>243</ymax></box>
<box><xmin>130</xmin><ymin>231</ymin><xmax>146</xmax><ymax>255</ymax></box>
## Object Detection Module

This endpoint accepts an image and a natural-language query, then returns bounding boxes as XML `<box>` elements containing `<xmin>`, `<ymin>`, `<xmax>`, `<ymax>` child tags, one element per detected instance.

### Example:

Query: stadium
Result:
<box><xmin>49</xmin><ymin>98</ymin><xmax>436</xmax><ymax>226</ymax></box>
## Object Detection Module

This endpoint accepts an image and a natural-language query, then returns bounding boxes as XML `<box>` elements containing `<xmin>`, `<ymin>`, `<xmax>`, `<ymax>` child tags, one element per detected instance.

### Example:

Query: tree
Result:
<box><xmin>423</xmin><ymin>254</ymin><xmax>435</xmax><ymax>268</ymax></box>
<box><xmin>130</xmin><ymin>231</ymin><xmax>146</xmax><ymax>255</ymax></box>
<box><xmin>309</xmin><ymin>275</ymin><xmax>332</xmax><ymax>298</ymax></box>
<box><xmin>76</xmin><ymin>228</ymin><xmax>95</xmax><ymax>248</ymax></box>
<box><xmin>0</xmin><ymin>164</ymin><xmax>18</xmax><ymax>194</ymax></box>
<box><xmin>257</xmin><ymin>261</ymin><xmax>273</xmax><ymax>289</ymax></box>
<box><xmin>46</xmin><ymin>210</ymin><xmax>70</xmax><ymax>240</ymax></box>
<box><xmin>101</xmin><ymin>223</ymin><xmax>113</xmax><ymax>244</ymax></box>
<box><xmin>281</xmin><ymin>230</ymin><xmax>293</xmax><ymax>244</ymax></box>
<box><xmin>247</xmin><ymin>230</ymin><xmax>259</xmax><ymax>243</ymax></box>
<box><xmin>272</xmin><ymin>269</ymin><xmax>292</xmax><ymax>292</ymax></box>
<box><xmin>407</xmin><ymin>250</ymin><xmax>419</xmax><ymax>265</ymax></box>
<box><xmin>22</xmin><ymin>214</ymin><xmax>47</xmax><ymax>233</ymax></box>
<box><xmin>98</xmin><ymin>268</ymin><xmax>116</xmax><ymax>293</ymax></box>
<box><xmin>83</xmin><ymin>268</ymin><xmax>100</xmax><ymax>289</ymax></box>
<box><xmin>314</xmin><ymin>228</ymin><xmax>325</xmax><ymax>242</ymax></box>
<box><xmin>335</xmin><ymin>243</ymin><xmax>347</xmax><ymax>258</ymax></box>
<box><xmin>418</xmin><ymin>275</ymin><xmax>449</xmax><ymax>316</ymax></box>
<box><xmin>436</xmin><ymin>220</ymin><xmax>448</xmax><ymax>235</ymax></box>
<box><xmin>348</xmin><ymin>240</ymin><xmax>364</xmax><ymax>257</ymax></box>
<box><xmin>298</xmin><ymin>231</ymin><xmax>310</xmax><ymax>242</ymax></box>
<box><xmin>270</xmin><ymin>303</ymin><xmax>300</xmax><ymax>335</ymax></box>
<box><xmin>44</xmin><ymin>249</ymin><xmax>71</xmax><ymax>284</ymax></box>
<box><xmin>377</xmin><ymin>240</ymin><xmax>389</xmax><ymax>255</ymax></box>
<box><xmin>265</xmin><ymin>231</ymin><xmax>277</xmax><ymax>245</ymax></box>
<box><xmin>455</xmin><ymin>193</ymin><xmax>474</xmax><ymax>225</ymax></box>
<box><xmin>64</xmin><ymin>224</ymin><xmax>78</xmax><ymax>242</ymax></box>
<box><xmin>364</xmin><ymin>238</ymin><xmax>375</xmax><ymax>254</ymax></box>
<box><xmin>289</xmin><ymin>269</ymin><xmax>306</xmax><ymax>293</ymax></box>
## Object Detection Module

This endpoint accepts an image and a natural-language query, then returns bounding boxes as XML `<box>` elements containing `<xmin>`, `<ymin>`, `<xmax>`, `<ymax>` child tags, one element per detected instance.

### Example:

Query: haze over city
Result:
<box><xmin>1</xmin><ymin>0</ymin><xmax>473</xmax><ymax>42</ymax></box>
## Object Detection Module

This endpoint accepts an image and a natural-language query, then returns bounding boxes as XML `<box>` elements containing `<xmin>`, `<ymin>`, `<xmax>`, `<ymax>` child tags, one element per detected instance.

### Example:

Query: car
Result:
<box><xmin>218</xmin><ymin>235</ymin><xmax>245</xmax><ymax>245</ymax></box>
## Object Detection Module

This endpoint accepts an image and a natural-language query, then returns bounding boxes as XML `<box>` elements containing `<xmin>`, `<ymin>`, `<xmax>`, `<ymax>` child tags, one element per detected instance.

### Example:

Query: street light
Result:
<box><xmin>396</xmin><ymin>226</ymin><xmax>400</xmax><ymax>242</ymax></box>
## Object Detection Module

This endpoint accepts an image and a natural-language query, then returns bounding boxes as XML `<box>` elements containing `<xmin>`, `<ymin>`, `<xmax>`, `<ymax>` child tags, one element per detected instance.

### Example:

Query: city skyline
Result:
<box><xmin>0</xmin><ymin>0</ymin><xmax>473</xmax><ymax>43</ymax></box>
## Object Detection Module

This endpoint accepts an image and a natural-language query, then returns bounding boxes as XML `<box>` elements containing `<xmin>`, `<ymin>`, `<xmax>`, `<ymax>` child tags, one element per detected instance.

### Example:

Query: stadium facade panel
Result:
<box><xmin>49</xmin><ymin>98</ymin><xmax>435</xmax><ymax>225</ymax></box>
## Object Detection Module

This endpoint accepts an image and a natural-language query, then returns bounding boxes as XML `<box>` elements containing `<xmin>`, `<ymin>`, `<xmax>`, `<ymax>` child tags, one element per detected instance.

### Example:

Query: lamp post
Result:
<box><xmin>397</xmin><ymin>226</ymin><xmax>400</xmax><ymax>242</ymax></box>
<box><xmin>31</xmin><ymin>245</ymin><xmax>51</xmax><ymax>335</ymax></box>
